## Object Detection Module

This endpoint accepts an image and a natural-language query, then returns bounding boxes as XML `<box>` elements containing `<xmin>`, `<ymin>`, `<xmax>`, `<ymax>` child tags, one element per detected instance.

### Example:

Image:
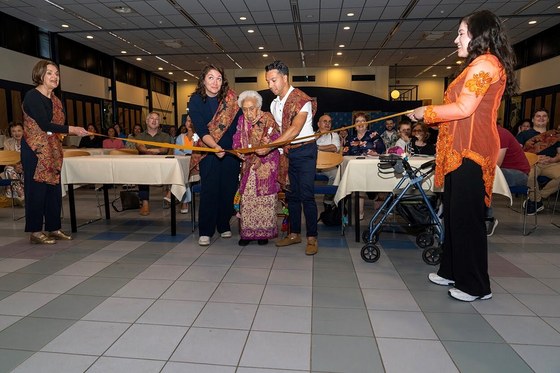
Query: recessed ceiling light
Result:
<box><xmin>158</xmin><ymin>67</ymin><xmax>163</xmax><ymax>70</ymax></box>
<box><xmin>343</xmin><ymin>26</ymin><xmax>350</xmax><ymax>30</ymax></box>
<box><xmin>86</xmin><ymin>35</ymin><xmax>93</xmax><ymax>39</ymax></box>
<box><xmin>258</xmin><ymin>46</ymin><xmax>264</xmax><ymax>50</ymax></box>
<box><xmin>248</xmin><ymin>29</ymin><xmax>254</xmax><ymax>33</ymax></box>
<box><xmin>334</xmin><ymin>63</ymin><xmax>339</xmax><ymax>66</ymax></box>
<box><xmin>263</xmin><ymin>54</ymin><xmax>268</xmax><ymax>57</ymax></box>
<box><xmin>239</xmin><ymin>16</ymin><xmax>247</xmax><ymax>21</ymax></box>
<box><xmin>432</xmin><ymin>74</ymin><xmax>437</xmax><ymax>77</ymax></box>
<box><xmin>168</xmin><ymin>72</ymin><xmax>173</xmax><ymax>75</ymax></box>
<box><xmin>61</xmin><ymin>24</ymin><xmax>69</xmax><ymax>28</ymax></box>
<box><xmin>336</xmin><ymin>52</ymin><xmax>342</xmax><ymax>56</ymax></box>
<box><xmin>183</xmin><ymin>79</ymin><xmax>188</xmax><ymax>82</ymax></box>
<box><xmin>339</xmin><ymin>44</ymin><xmax>345</xmax><ymax>48</ymax></box>
<box><xmin>136</xmin><ymin>57</ymin><xmax>142</xmax><ymax>61</ymax></box>
<box><xmin>528</xmin><ymin>20</ymin><xmax>537</xmax><ymax>25</ymax></box>
<box><xmin>446</xmin><ymin>66</ymin><xmax>452</xmax><ymax>69</ymax></box>
<box><xmin>347</xmin><ymin>12</ymin><xmax>355</xmax><ymax>17</ymax></box>
<box><xmin>112</xmin><ymin>6</ymin><xmax>132</xmax><ymax>14</ymax></box>
<box><xmin>456</xmin><ymin>60</ymin><xmax>463</xmax><ymax>65</ymax></box>
<box><xmin>120</xmin><ymin>50</ymin><xmax>127</xmax><ymax>54</ymax></box>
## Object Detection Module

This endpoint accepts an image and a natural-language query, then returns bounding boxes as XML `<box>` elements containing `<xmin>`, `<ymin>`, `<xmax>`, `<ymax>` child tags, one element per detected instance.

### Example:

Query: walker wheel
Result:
<box><xmin>422</xmin><ymin>246</ymin><xmax>442</xmax><ymax>266</ymax></box>
<box><xmin>362</xmin><ymin>230</ymin><xmax>379</xmax><ymax>244</ymax></box>
<box><xmin>416</xmin><ymin>232</ymin><xmax>434</xmax><ymax>249</ymax></box>
<box><xmin>361</xmin><ymin>244</ymin><xmax>380</xmax><ymax>263</ymax></box>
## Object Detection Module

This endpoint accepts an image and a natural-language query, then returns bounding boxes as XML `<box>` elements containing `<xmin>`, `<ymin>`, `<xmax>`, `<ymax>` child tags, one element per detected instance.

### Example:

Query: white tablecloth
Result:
<box><xmin>63</xmin><ymin>148</ymin><xmax>111</xmax><ymax>156</ymax></box>
<box><xmin>333</xmin><ymin>156</ymin><xmax>512</xmax><ymax>204</ymax></box>
<box><xmin>61</xmin><ymin>155</ymin><xmax>190</xmax><ymax>199</ymax></box>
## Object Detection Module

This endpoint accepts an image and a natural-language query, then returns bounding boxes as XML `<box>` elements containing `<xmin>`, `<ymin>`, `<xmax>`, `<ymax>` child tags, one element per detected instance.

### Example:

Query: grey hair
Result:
<box><xmin>237</xmin><ymin>90</ymin><xmax>263</xmax><ymax>108</ymax></box>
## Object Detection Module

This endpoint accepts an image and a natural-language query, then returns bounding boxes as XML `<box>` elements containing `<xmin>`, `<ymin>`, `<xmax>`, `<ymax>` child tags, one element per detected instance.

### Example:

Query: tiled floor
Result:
<box><xmin>0</xmin><ymin>188</ymin><xmax>559</xmax><ymax>372</ymax></box>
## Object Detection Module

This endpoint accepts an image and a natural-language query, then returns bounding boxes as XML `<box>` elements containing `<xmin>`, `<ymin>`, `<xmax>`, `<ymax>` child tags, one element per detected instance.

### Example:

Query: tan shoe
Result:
<box><xmin>275</xmin><ymin>233</ymin><xmax>302</xmax><ymax>247</ymax></box>
<box><xmin>30</xmin><ymin>232</ymin><xmax>56</xmax><ymax>244</ymax></box>
<box><xmin>140</xmin><ymin>201</ymin><xmax>150</xmax><ymax>216</ymax></box>
<box><xmin>48</xmin><ymin>230</ymin><xmax>72</xmax><ymax>240</ymax></box>
<box><xmin>305</xmin><ymin>237</ymin><xmax>318</xmax><ymax>255</ymax></box>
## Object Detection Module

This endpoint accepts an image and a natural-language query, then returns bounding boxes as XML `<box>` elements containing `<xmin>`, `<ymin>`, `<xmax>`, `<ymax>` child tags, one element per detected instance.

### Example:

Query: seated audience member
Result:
<box><xmin>485</xmin><ymin>125</ymin><xmax>531</xmax><ymax>236</ymax></box>
<box><xmin>102</xmin><ymin>127</ymin><xmax>125</xmax><ymax>149</ymax></box>
<box><xmin>135</xmin><ymin>112</ymin><xmax>172</xmax><ymax>216</ymax></box>
<box><xmin>78</xmin><ymin>124</ymin><xmax>103</xmax><ymax>148</ymax></box>
<box><xmin>178</xmin><ymin>124</ymin><xmax>187</xmax><ymax>134</ymax></box>
<box><xmin>316</xmin><ymin>114</ymin><xmax>340</xmax><ymax>207</ymax></box>
<box><xmin>168</xmin><ymin>120</ymin><xmax>195</xmax><ymax>214</ymax></box>
<box><xmin>394</xmin><ymin>119</ymin><xmax>412</xmax><ymax>152</ymax></box>
<box><xmin>380</xmin><ymin>118</ymin><xmax>398</xmax><ymax>150</ymax></box>
<box><xmin>2</xmin><ymin>122</ymin><xmax>25</xmax><ymax>203</ymax></box>
<box><xmin>344</xmin><ymin>112</ymin><xmax>385</xmax><ymax>156</ymax></box>
<box><xmin>411</xmin><ymin>123</ymin><xmax>436</xmax><ymax>155</ymax></box>
<box><xmin>126</xmin><ymin>124</ymin><xmax>143</xmax><ymax>149</ymax></box>
<box><xmin>113</xmin><ymin>123</ymin><xmax>127</xmax><ymax>139</ymax></box>
<box><xmin>513</xmin><ymin>118</ymin><xmax>532</xmax><ymax>136</ymax></box>
<box><xmin>168</xmin><ymin>126</ymin><xmax>178</xmax><ymax>143</ymax></box>
<box><xmin>516</xmin><ymin>109</ymin><xmax>560</xmax><ymax>215</ymax></box>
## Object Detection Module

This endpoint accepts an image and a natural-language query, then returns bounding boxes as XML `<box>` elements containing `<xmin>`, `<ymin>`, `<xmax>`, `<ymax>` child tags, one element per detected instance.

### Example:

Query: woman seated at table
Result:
<box><xmin>167</xmin><ymin>119</ymin><xmax>195</xmax><ymax>214</ymax></box>
<box><xmin>343</xmin><ymin>112</ymin><xmax>386</xmax><ymax>156</ymax></box>
<box><xmin>113</xmin><ymin>123</ymin><xmax>127</xmax><ymax>139</ymax></box>
<box><xmin>410</xmin><ymin>123</ymin><xmax>436</xmax><ymax>155</ymax></box>
<box><xmin>102</xmin><ymin>127</ymin><xmax>125</xmax><ymax>149</ymax></box>
<box><xmin>126</xmin><ymin>124</ymin><xmax>143</xmax><ymax>149</ymax></box>
<box><xmin>78</xmin><ymin>124</ymin><xmax>103</xmax><ymax>148</ymax></box>
<box><xmin>2</xmin><ymin>122</ymin><xmax>25</xmax><ymax>204</ymax></box>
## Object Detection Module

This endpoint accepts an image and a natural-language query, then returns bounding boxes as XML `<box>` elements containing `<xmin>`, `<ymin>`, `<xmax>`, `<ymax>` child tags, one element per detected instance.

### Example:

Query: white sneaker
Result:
<box><xmin>198</xmin><ymin>236</ymin><xmax>210</xmax><ymax>246</ymax></box>
<box><xmin>220</xmin><ymin>231</ymin><xmax>232</xmax><ymax>238</ymax></box>
<box><xmin>428</xmin><ymin>273</ymin><xmax>455</xmax><ymax>286</ymax></box>
<box><xmin>448</xmin><ymin>288</ymin><xmax>492</xmax><ymax>302</ymax></box>
<box><xmin>486</xmin><ymin>218</ymin><xmax>498</xmax><ymax>237</ymax></box>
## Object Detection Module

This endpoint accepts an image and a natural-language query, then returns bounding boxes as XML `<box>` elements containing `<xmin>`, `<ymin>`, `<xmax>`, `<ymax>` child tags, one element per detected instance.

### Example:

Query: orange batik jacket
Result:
<box><xmin>423</xmin><ymin>54</ymin><xmax>506</xmax><ymax>207</ymax></box>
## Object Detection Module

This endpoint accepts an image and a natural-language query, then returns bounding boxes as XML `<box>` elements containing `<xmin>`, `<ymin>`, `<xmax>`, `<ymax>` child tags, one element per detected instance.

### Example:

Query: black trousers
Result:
<box><xmin>22</xmin><ymin>148</ymin><xmax>62</xmax><ymax>233</ymax></box>
<box><xmin>198</xmin><ymin>153</ymin><xmax>240</xmax><ymax>237</ymax></box>
<box><xmin>437</xmin><ymin>158</ymin><xmax>491</xmax><ymax>296</ymax></box>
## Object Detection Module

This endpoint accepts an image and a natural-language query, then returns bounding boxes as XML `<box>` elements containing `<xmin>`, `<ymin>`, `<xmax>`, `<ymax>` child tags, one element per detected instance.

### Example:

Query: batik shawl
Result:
<box><xmin>522</xmin><ymin>129</ymin><xmax>560</xmax><ymax>155</ymax></box>
<box><xmin>277</xmin><ymin>88</ymin><xmax>317</xmax><ymax>187</ymax></box>
<box><xmin>23</xmin><ymin>93</ymin><xmax>65</xmax><ymax>185</ymax></box>
<box><xmin>189</xmin><ymin>88</ymin><xmax>239</xmax><ymax>174</ymax></box>
<box><xmin>233</xmin><ymin>111</ymin><xmax>280</xmax><ymax>197</ymax></box>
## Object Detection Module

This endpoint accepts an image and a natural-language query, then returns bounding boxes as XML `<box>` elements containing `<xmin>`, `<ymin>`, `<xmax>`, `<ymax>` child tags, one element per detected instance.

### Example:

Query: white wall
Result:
<box><xmin>0</xmin><ymin>47</ymin><xmax>37</xmax><ymax>85</ymax></box>
<box><xmin>518</xmin><ymin>55</ymin><xmax>560</xmax><ymax>93</ymax></box>
<box><xmin>61</xmin><ymin>66</ymin><xmax>110</xmax><ymax>100</ymax></box>
<box><xmin>395</xmin><ymin>78</ymin><xmax>446</xmax><ymax>105</ymax></box>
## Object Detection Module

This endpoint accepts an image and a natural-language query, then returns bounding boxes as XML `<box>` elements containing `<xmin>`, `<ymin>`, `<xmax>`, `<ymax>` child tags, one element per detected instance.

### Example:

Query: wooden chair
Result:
<box><xmin>109</xmin><ymin>148</ymin><xmax>139</xmax><ymax>155</ymax></box>
<box><xmin>316</xmin><ymin>150</ymin><xmax>343</xmax><ymax>170</ymax></box>
<box><xmin>0</xmin><ymin>150</ymin><xmax>22</xmax><ymax>220</ymax></box>
<box><xmin>63</xmin><ymin>150</ymin><xmax>91</xmax><ymax>157</ymax></box>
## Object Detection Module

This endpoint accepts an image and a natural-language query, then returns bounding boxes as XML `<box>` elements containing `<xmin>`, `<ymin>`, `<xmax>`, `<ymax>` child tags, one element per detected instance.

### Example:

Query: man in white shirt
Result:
<box><xmin>257</xmin><ymin>60</ymin><xmax>318</xmax><ymax>255</ymax></box>
<box><xmin>316</xmin><ymin>114</ymin><xmax>340</xmax><ymax>206</ymax></box>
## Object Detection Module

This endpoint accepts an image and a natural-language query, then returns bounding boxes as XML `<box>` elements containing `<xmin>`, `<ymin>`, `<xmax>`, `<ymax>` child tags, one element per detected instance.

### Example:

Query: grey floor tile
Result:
<box><xmin>21</xmin><ymin>275</ymin><xmax>88</xmax><ymax>294</ymax></box>
<box><xmin>83</xmin><ymin>297</ymin><xmax>154</xmax><ymax>323</ymax></box>
<box><xmin>137</xmin><ymin>299</ymin><xmax>205</xmax><ymax>326</ymax></box>
<box><xmin>313</xmin><ymin>268</ymin><xmax>359</xmax><ymax>288</ymax></box>
<box><xmin>232</xmin><ymin>255</ymin><xmax>274</xmax><ymax>269</ymax></box>
<box><xmin>10</xmin><ymin>352</ymin><xmax>97</xmax><ymax>373</ymax></box>
<box><xmin>514</xmin><ymin>293</ymin><xmax>560</xmax><ymax>317</ymax></box>
<box><xmin>0</xmin><ymin>317</ymin><xmax>75</xmax><ymax>351</ymax></box>
<box><xmin>113</xmin><ymin>278</ymin><xmax>174</xmax><ymax>298</ymax></box>
<box><xmin>193</xmin><ymin>254</ymin><xmax>237</xmax><ymax>267</ymax></box>
<box><xmin>253</xmin><ymin>305</ymin><xmax>312</xmax><ymax>333</ymax></box>
<box><xmin>471</xmin><ymin>293</ymin><xmax>535</xmax><ymax>316</ymax></box>
<box><xmin>65</xmin><ymin>277</ymin><xmax>130</xmax><ymax>297</ymax></box>
<box><xmin>411</xmin><ymin>290</ymin><xmax>477</xmax><ymax>313</ymax></box>
<box><xmin>0</xmin><ymin>315</ymin><xmax>21</xmax><ymax>332</ymax></box>
<box><xmin>240</xmin><ymin>330</ymin><xmax>310</xmax><ymax>371</ymax></box>
<box><xmin>222</xmin><ymin>267</ymin><xmax>270</xmax><ymax>284</ymax></box>
<box><xmin>54</xmin><ymin>261</ymin><xmax>110</xmax><ymax>277</ymax></box>
<box><xmin>362</xmin><ymin>289</ymin><xmax>420</xmax><ymax>311</ymax></box>
<box><xmin>30</xmin><ymin>294</ymin><xmax>107</xmax><ymax>320</ymax></box>
<box><xmin>0</xmin><ymin>292</ymin><xmax>58</xmax><ymax>316</ymax></box>
<box><xmin>512</xmin><ymin>344</ymin><xmax>560</xmax><ymax>373</ymax></box>
<box><xmin>105</xmin><ymin>324</ymin><xmax>187</xmax><ymax>360</ymax></box>
<box><xmin>313</xmin><ymin>286</ymin><xmax>365</xmax><ymax>308</ymax></box>
<box><xmin>0</xmin><ymin>349</ymin><xmax>35</xmax><ymax>373</ymax></box>
<box><xmin>210</xmin><ymin>283</ymin><xmax>265</xmax><ymax>304</ymax></box>
<box><xmin>134</xmin><ymin>264</ymin><xmax>187</xmax><ymax>280</ymax></box>
<box><xmin>261</xmin><ymin>284</ymin><xmax>312</xmax><ymax>307</ymax></box>
<box><xmin>171</xmin><ymin>327</ymin><xmax>248</xmax><ymax>366</ymax></box>
<box><xmin>0</xmin><ymin>259</ymin><xmax>37</xmax><ymax>272</ymax></box>
<box><xmin>41</xmin><ymin>320</ymin><xmax>129</xmax><ymax>355</ymax></box>
<box><xmin>177</xmin><ymin>266</ymin><xmax>229</xmax><ymax>282</ymax></box>
<box><xmin>444</xmin><ymin>341</ymin><xmax>533</xmax><ymax>373</ymax></box>
<box><xmin>236</xmin><ymin>368</ymin><xmax>306</xmax><ymax>373</ymax></box>
<box><xmin>94</xmin><ymin>262</ymin><xmax>151</xmax><ymax>279</ymax></box>
<box><xmin>377</xmin><ymin>338</ymin><xmax>458</xmax><ymax>373</ymax></box>
<box><xmin>161</xmin><ymin>280</ymin><xmax>219</xmax><ymax>301</ymax></box>
<box><xmin>163</xmin><ymin>362</ymin><xmax>236</xmax><ymax>373</ymax></box>
<box><xmin>267</xmin><ymin>269</ymin><xmax>312</xmax><ymax>286</ymax></box>
<box><xmin>311</xmin><ymin>334</ymin><xmax>383</xmax><ymax>373</ymax></box>
<box><xmin>483</xmin><ymin>314</ymin><xmax>560</xmax><ymax>345</ymax></box>
<box><xmin>313</xmin><ymin>307</ymin><xmax>373</xmax><ymax>336</ymax></box>
<box><xmin>313</xmin><ymin>257</ymin><xmax>354</xmax><ymax>271</ymax></box>
<box><xmin>0</xmin><ymin>273</ymin><xmax>47</xmax><ymax>292</ymax></box>
<box><xmin>271</xmin><ymin>256</ymin><xmax>313</xmax><ymax>271</ymax></box>
<box><xmin>356</xmin><ymin>271</ymin><xmax>407</xmax><ymax>290</ymax></box>
<box><xmin>425</xmin><ymin>312</ymin><xmax>504</xmax><ymax>343</ymax></box>
<box><xmin>87</xmin><ymin>357</ymin><xmax>165</xmax><ymax>373</ymax></box>
<box><xmin>370</xmin><ymin>310</ymin><xmax>437</xmax><ymax>339</ymax></box>
<box><xmin>193</xmin><ymin>302</ymin><xmax>258</xmax><ymax>329</ymax></box>
<box><xmin>493</xmin><ymin>277</ymin><xmax>557</xmax><ymax>295</ymax></box>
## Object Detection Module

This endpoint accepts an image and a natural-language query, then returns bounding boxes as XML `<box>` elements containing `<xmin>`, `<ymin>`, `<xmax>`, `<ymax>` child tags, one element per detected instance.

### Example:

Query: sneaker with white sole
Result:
<box><xmin>428</xmin><ymin>272</ymin><xmax>455</xmax><ymax>286</ymax></box>
<box><xmin>448</xmin><ymin>288</ymin><xmax>492</xmax><ymax>302</ymax></box>
<box><xmin>198</xmin><ymin>236</ymin><xmax>210</xmax><ymax>246</ymax></box>
<box><xmin>485</xmin><ymin>218</ymin><xmax>498</xmax><ymax>237</ymax></box>
<box><xmin>220</xmin><ymin>231</ymin><xmax>232</xmax><ymax>238</ymax></box>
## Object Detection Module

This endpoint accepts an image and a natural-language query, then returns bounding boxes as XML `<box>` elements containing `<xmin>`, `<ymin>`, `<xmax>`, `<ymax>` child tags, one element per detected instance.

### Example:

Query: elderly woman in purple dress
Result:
<box><xmin>233</xmin><ymin>90</ymin><xmax>281</xmax><ymax>246</ymax></box>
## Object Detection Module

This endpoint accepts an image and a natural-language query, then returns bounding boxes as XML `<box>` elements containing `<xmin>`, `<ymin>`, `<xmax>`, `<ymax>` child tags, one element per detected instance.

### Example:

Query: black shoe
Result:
<box><xmin>526</xmin><ymin>200</ymin><xmax>544</xmax><ymax>216</ymax></box>
<box><xmin>238</xmin><ymin>239</ymin><xmax>251</xmax><ymax>246</ymax></box>
<box><xmin>258</xmin><ymin>239</ymin><xmax>268</xmax><ymax>245</ymax></box>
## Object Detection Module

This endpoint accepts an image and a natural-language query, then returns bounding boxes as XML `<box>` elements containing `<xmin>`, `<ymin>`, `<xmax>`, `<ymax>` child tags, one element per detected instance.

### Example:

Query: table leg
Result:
<box><xmin>171</xmin><ymin>193</ymin><xmax>177</xmax><ymax>236</ymax></box>
<box><xmin>103</xmin><ymin>185</ymin><xmax>110</xmax><ymax>220</ymax></box>
<box><xmin>68</xmin><ymin>184</ymin><xmax>77</xmax><ymax>233</ymax></box>
<box><xmin>354</xmin><ymin>191</ymin><xmax>360</xmax><ymax>242</ymax></box>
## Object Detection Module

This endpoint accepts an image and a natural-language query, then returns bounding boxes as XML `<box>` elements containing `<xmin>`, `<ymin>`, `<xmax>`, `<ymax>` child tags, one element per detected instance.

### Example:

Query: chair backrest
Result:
<box><xmin>0</xmin><ymin>150</ymin><xmax>20</xmax><ymax>165</ymax></box>
<box><xmin>524</xmin><ymin>152</ymin><xmax>539</xmax><ymax>167</ymax></box>
<box><xmin>316</xmin><ymin>150</ymin><xmax>343</xmax><ymax>170</ymax></box>
<box><xmin>63</xmin><ymin>150</ymin><xmax>91</xmax><ymax>157</ymax></box>
<box><xmin>109</xmin><ymin>148</ymin><xmax>139</xmax><ymax>155</ymax></box>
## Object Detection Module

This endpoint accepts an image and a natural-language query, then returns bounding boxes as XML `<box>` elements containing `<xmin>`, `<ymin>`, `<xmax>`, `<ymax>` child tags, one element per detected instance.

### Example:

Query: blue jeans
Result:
<box><xmin>501</xmin><ymin>168</ymin><xmax>528</xmax><ymax>188</ymax></box>
<box><xmin>287</xmin><ymin>143</ymin><xmax>318</xmax><ymax>237</ymax></box>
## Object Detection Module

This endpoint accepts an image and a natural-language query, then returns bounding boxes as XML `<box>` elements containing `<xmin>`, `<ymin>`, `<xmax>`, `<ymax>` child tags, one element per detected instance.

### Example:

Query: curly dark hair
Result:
<box><xmin>462</xmin><ymin>10</ymin><xmax>517</xmax><ymax>97</ymax></box>
<box><xmin>265</xmin><ymin>60</ymin><xmax>289</xmax><ymax>76</ymax></box>
<box><xmin>193</xmin><ymin>64</ymin><xmax>230</xmax><ymax>103</ymax></box>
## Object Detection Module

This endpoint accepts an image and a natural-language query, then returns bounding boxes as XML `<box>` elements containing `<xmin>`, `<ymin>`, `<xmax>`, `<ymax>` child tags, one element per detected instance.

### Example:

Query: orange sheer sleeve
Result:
<box><xmin>423</xmin><ymin>56</ymin><xmax>501</xmax><ymax>124</ymax></box>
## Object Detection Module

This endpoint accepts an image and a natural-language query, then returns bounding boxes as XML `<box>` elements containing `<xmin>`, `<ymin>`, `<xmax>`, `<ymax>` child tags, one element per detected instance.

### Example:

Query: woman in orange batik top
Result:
<box><xmin>409</xmin><ymin>10</ymin><xmax>517</xmax><ymax>302</ymax></box>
